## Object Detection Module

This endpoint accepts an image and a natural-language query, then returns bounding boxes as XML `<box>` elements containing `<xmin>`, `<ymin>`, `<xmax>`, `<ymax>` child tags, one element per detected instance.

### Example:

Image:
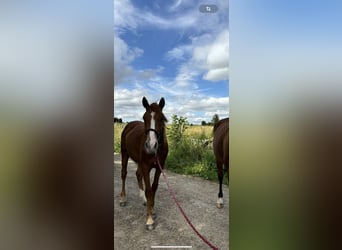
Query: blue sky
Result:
<box><xmin>114</xmin><ymin>0</ymin><xmax>229</xmax><ymax>124</ymax></box>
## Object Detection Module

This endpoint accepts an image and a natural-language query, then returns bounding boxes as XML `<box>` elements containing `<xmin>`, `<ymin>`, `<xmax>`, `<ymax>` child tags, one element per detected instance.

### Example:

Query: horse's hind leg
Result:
<box><xmin>217</xmin><ymin>160</ymin><xmax>224</xmax><ymax>208</ymax></box>
<box><xmin>120</xmin><ymin>151</ymin><xmax>129</xmax><ymax>206</ymax></box>
<box><xmin>136</xmin><ymin>167</ymin><xmax>146</xmax><ymax>205</ymax></box>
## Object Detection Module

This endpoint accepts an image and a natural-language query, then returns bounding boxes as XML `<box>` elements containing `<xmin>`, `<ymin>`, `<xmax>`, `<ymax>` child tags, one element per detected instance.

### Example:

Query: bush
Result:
<box><xmin>165</xmin><ymin>116</ymin><xmax>227</xmax><ymax>185</ymax></box>
<box><xmin>114</xmin><ymin>123</ymin><xmax>125</xmax><ymax>153</ymax></box>
<box><xmin>168</xmin><ymin>115</ymin><xmax>189</xmax><ymax>145</ymax></box>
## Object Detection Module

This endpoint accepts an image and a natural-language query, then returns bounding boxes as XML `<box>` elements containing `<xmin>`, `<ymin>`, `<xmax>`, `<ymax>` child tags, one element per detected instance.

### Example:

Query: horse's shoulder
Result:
<box><xmin>127</xmin><ymin>120</ymin><xmax>144</xmax><ymax>126</ymax></box>
<box><xmin>121</xmin><ymin>121</ymin><xmax>143</xmax><ymax>136</ymax></box>
<box><xmin>124</xmin><ymin>121</ymin><xmax>143</xmax><ymax>129</ymax></box>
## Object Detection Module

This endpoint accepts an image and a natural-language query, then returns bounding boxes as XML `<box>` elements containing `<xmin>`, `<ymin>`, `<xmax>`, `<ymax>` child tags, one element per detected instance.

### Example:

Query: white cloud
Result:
<box><xmin>114</xmin><ymin>0</ymin><xmax>229</xmax><ymax>86</ymax></box>
<box><xmin>168</xmin><ymin>0</ymin><xmax>196</xmax><ymax>12</ymax></box>
<box><xmin>166</xmin><ymin>96</ymin><xmax>229</xmax><ymax>124</ymax></box>
<box><xmin>204</xmin><ymin>68</ymin><xmax>229</xmax><ymax>81</ymax></box>
<box><xmin>136</xmin><ymin>66</ymin><xmax>164</xmax><ymax>80</ymax></box>
<box><xmin>113</xmin><ymin>0</ymin><xmax>229</xmax><ymax>123</ymax></box>
<box><xmin>114</xmin><ymin>35</ymin><xmax>143</xmax><ymax>85</ymax></box>
<box><xmin>114</xmin><ymin>0</ymin><xmax>227</xmax><ymax>33</ymax></box>
<box><xmin>189</xmin><ymin>30</ymin><xmax>229</xmax><ymax>82</ymax></box>
<box><xmin>168</xmin><ymin>0</ymin><xmax>183</xmax><ymax>11</ymax></box>
<box><xmin>114</xmin><ymin>0</ymin><xmax>138</xmax><ymax>33</ymax></box>
<box><xmin>114</xmin><ymin>88</ymin><xmax>148</xmax><ymax>121</ymax></box>
<box><xmin>167</xmin><ymin>29</ymin><xmax>229</xmax><ymax>87</ymax></box>
<box><xmin>207</xmin><ymin>38</ymin><xmax>229</xmax><ymax>69</ymax></box>
<box><xmin>203</xmin><ymin>30</ymin><xmax>229</xmax><ymax>81</ymax></box>
<box><xmin>184</xmin><ymin>96</ymin><xmax>229</xmax><ymax>111</ymax></box>
<box><xmin>114</xmin><ymin>86</ymin><xmax>229</xmax><ymax>124</ymax></box>
<box><xmin>165</xmin><ymin>45</ymin><xmax>192</xmax><ymax>61</ymax></box>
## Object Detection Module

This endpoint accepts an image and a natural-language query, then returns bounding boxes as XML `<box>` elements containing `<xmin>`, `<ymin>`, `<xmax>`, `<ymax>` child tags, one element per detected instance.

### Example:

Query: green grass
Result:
<box><xmin>114</xmin><ymin>123</ymin><xmax>125</xmax><ymax>152</ymax></box>
<box><xmin>114</xmin><ymin>123</ymin><xmax>228</xmax><ymax>185</ymax></box>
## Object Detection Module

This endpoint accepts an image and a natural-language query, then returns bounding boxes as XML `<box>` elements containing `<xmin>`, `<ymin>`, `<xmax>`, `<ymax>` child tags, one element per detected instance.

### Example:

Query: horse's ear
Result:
<box><xmin>142</xmin><ymin>97</ymin><xmax>149</xmax><ymax>109</ymax></box>
<box><xmin>159</xmin><ymin>97</ymin><xmax>165</xmax><ymax>109</ymax></box>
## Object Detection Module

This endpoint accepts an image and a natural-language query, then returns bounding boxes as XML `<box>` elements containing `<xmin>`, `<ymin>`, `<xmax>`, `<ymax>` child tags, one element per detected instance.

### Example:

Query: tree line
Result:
<box><xmin>201</xmin><ymin>114</ymin><xmax>220</xmax><ymax>126</ymax></box>
<box><xmin>114</xmin><ymin>114</ymin><xmax>220</xmax><ymax>125</ymax></box>
<box><xmin>114</xmin><ymin>117</ymin><xmax>123</xmax><ymax>123</ymax></box>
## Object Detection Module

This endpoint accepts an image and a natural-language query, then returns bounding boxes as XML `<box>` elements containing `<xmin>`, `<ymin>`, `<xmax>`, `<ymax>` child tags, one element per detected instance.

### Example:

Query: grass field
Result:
<box><xmin>114</xmin><ymin>122</ymin><xmax>228</xmax><ymax>185</ymax></box>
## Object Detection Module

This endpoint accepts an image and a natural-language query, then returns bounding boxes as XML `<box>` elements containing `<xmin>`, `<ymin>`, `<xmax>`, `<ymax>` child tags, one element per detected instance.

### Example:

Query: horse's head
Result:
<box><xmin>142</xmin><ymin>96</ymin><xmax>167</xmax><ymax>154</ymax></box>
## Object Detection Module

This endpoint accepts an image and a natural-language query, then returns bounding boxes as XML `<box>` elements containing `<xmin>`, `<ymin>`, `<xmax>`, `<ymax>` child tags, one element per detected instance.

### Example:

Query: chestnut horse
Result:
<box><xmin>213</xmin><ymin>118</ymin><xmax>229</xmax><ymax>208</ymax></box>
<box><xmin>120</xmin><ymin>97</ymin><xmax>168</xmax><ymax>230</ymax></box>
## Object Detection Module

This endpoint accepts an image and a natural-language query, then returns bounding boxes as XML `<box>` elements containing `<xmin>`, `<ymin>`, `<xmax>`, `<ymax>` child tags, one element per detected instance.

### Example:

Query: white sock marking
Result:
<box><xmin>139</xmin><ymin>189</ymin><xmax>147</xmax><ymax>203</ymax></box>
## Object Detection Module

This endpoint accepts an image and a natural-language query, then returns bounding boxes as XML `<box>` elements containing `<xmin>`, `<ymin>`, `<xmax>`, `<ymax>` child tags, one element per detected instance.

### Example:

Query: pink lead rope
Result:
<box><xmin>155</xmin><ymin>156</ymin><xmax>220</xmax><ymax>250</ymax></box>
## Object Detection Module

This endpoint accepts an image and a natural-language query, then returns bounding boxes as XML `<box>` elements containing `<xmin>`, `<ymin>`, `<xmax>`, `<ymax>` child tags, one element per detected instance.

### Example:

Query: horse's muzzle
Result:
<box><xmin>145</xmin><ymin>140</ymin><xmax>158</xmax><ymax>154</ymax></box>
<box><xmin>145</xmin><ymin>129</ymin><xmax>159</xmax><ymax>154</ymax></box>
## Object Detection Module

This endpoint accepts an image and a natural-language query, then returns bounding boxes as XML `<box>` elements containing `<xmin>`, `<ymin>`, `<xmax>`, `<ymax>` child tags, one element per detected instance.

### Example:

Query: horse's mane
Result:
<box><xmin>213</xmin><ymin>118</ymin><xmax>229</xmax><ymax>132</ymax></box>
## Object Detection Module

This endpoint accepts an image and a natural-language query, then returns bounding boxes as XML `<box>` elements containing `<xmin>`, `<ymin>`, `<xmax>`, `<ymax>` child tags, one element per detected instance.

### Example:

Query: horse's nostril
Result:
<box><xmin>154</xmin><ymin>143</ymin><xmax>158</xmax><ymax>149</ymax></box>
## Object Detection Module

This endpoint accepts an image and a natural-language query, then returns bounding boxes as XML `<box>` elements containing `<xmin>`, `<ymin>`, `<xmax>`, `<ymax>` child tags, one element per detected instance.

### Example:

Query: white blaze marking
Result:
<box><xmin>148</xmin><ymin>112</ymin><xmax>157</xmax><ymax>148</ymax></box>
<box><xmin>139</xmin><ymin>189</ymin><xmax>147</xmax><ymax>203</ymax></box>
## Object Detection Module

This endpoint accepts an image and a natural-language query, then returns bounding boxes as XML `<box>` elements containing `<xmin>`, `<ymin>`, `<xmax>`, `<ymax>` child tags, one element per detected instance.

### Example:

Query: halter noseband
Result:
<box><xmin>145</xmin><ymin>128</ymin><xmax>164</xmax><ymax>145</ymax></box>
<box><xmin>145</xmin><ymin>128</ymin><xmax>159</xmax><ymax>138</ymax></box>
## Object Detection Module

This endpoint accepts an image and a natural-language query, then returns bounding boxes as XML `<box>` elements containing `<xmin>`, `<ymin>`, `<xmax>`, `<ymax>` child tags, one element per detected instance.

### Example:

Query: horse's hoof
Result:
<box><xmin>120</xmin><ymin>201</ymin><xmax>127</xmax><ymax>207</ymax></box>
<box><xmin>217</xmin><ymin>197</ymin><xmax>224</xmax><ymax>208</ymax></box>
<box><xmin>145</xmin><ymin>223</ymin><xmax>155</xmax><ymax>230</ymax></box>
<box><xmin>216</xmin><ymin>203</ymin><xmax>224</xmax><ymax>209</ymax></box>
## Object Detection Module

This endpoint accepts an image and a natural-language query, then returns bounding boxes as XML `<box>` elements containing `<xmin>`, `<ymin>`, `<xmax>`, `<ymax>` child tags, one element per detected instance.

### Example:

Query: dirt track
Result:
<box><xmin>114</xmin><ymin>153</ymin><xmax>229</xmax><ymax>250</ymax></box>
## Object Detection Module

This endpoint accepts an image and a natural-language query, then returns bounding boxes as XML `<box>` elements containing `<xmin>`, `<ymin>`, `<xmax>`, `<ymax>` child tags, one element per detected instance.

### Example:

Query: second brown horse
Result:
<box><xmin>213</xmin><ymin>118</ymin><xmax>229</xmax><ymax>208</ymax></box>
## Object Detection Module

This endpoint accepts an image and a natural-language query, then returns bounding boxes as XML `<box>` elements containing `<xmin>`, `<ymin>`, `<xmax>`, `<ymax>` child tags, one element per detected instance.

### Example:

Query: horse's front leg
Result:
<box><xmin>120</xmin><ymin>151</ymin><xmax>129</xmax><ymax>206</ymax></box>
<box><xmin>136</xmin><ymin>167</ymin><xmax>146</xmax><ymax>205</ymax></box>
<box><xmin>151</xmin><ymin>167</ymin><xmax>161</xmax><ymax>216</ymax></box>
<box><xmin>143</xmin><ymin>167</ymin><xmax>155</xmax><ymax>230</ymax></box>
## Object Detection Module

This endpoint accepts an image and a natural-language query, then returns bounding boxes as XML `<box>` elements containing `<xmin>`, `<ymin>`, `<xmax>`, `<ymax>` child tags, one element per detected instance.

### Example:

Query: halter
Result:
<box><xmin>145</xmin><ymin>128</ymin><xmax>163</xmax><ymax>145</ymax></box>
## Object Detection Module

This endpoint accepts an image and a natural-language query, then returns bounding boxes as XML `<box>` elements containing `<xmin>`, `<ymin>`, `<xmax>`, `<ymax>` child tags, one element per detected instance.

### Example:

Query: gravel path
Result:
<box><xmin>114</xmin><ymin>153</ymin><xmax>229</xmax><ymax>250</ymax></box>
